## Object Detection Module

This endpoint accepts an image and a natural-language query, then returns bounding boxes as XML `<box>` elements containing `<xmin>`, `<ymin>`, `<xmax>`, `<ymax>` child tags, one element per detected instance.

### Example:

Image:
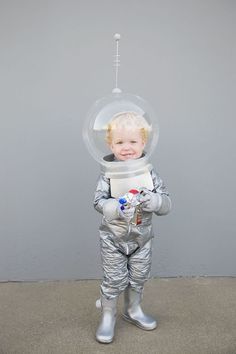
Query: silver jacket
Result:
<box><xmin>94</xmin><ymin>169</ymin><xmax>171</xmax><ymax>251</ymax></box>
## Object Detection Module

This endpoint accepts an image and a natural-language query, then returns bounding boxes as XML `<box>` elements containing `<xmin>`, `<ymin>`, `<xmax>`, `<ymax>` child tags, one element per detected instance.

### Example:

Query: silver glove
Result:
<box><xmin>102</xmin><ymin>198</ymin><xmax>135</xmax><ymax>222</ymax></box>
<box><xmin>102</xmin><ymin>199</ymin><xmax>120</xmax><ymax>222</ymax></box>
<box><xmin>139</xmin><ymin>188</ymin><xmax>162</xmax><ymax>213</ymax></box>
<box><xmin>118</xmin><ymin>205</ymin><xmax>135</xmax><ymax>221</ymax></box>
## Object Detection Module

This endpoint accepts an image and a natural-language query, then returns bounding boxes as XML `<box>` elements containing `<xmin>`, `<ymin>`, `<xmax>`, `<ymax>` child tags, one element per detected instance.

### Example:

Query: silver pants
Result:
<box><xmin>100</xmin><ymin>235</ymin><xmax>152</xmax><ymax>299</ymax></box>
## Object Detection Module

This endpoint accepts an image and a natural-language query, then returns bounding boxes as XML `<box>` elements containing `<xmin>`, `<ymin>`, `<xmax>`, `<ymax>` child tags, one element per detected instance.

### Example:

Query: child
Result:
<box><xmin>94</xmin><ymin>111</ymin><xmax>171</xmax><ymax>343</ymax></box>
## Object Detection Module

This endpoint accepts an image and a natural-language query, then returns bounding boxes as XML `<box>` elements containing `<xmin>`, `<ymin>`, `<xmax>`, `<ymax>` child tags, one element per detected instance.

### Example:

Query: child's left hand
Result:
<box><xmin>139</xmin><ymin>188</ymin><xmax>162</xmax><ymax>213</ymax></box>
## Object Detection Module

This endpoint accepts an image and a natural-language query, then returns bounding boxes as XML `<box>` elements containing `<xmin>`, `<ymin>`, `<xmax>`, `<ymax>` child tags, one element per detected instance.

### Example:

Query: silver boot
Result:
<box><xmin>123</xmin><ymin>286</ymin><xmax>157</xmax><ymax>330</ymax></box>
<box><xmin>96</xmin><ymin>295</ymin><xmax>118</xmax><ymax>343</ymax></box>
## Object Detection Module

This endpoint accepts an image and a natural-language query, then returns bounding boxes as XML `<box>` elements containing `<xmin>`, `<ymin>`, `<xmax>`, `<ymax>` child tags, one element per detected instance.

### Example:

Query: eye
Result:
<box><xmin>130</xmin><ymin>140</ymin><xmax>137</xmax><ymax>144</ymax></box>
<box><xmin>116</xmin><ymin>141</ymin><xmax>123</xmax><ymax>145</ymax></box>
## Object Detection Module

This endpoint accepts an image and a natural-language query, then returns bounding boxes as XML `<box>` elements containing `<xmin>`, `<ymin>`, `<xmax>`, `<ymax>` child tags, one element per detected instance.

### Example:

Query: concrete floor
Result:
<box><xmin>0</xmin><ymin>277</ymin><xmax>236</xmax><ymax>354</ymax></box>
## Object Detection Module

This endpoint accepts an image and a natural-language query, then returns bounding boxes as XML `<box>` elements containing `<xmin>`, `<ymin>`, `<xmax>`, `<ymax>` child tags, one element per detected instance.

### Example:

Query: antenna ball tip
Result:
<box><xmin>114</xmin><ymin>33</ymin><xmax>121</xmax><ymax>40</ymax></box>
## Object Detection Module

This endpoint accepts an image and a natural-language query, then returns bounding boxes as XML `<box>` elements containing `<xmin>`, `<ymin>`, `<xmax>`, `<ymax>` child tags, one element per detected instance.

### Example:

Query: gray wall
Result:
<box><xmin>0</xmin><ymin>0</ymin><xmax>235</xmax><ymax>281</ymax></box>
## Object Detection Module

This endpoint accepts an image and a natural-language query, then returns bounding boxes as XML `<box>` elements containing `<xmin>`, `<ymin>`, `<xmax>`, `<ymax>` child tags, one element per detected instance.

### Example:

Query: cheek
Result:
<box><xmin>109</xmin><ymin>144</ymin><xmax>119</xmax><ymax>154</ymax></box>
<box><xmin>137</xmin><ymin>142</ymin><xmax>145</xmax><ymax>150</ymax></box>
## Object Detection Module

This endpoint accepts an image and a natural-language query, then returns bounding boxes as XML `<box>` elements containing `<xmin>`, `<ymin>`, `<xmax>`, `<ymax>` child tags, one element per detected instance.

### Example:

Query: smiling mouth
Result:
<box><xmin>120</xmin><ymin>153</ymin><xmax>135</xmax><ymax>159</ymax></box>
<box><xmin>121</xmin><ymin>153</ymin><xmax>134</xmax><ymax>157</ymax></box>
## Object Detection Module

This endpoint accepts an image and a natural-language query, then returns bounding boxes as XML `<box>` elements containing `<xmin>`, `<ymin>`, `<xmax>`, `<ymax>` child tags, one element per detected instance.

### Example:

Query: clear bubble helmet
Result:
<box><xmin>83</xmin><ymin>92</ymin><xmax>159</xmax><ymax>178</ymax></box>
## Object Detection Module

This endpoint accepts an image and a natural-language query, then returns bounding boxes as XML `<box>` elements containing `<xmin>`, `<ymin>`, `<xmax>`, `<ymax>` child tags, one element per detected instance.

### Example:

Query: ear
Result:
<box><xmin>108</xmin><ymin>142</ymin><xmax>115</xmax><ymax>153</ymax></box>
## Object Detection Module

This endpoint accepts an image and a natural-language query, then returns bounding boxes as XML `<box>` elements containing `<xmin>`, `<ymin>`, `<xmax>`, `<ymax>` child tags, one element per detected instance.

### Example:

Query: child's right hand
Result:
<box><xmin>118</xmin><ymin>205</ymin><xmax>135</xmax><ymax>221</ymax></box>
<box><xmin>102</xmin><ymin>198</ymin><xmax>135</xmax><ymax>222</ymax></box>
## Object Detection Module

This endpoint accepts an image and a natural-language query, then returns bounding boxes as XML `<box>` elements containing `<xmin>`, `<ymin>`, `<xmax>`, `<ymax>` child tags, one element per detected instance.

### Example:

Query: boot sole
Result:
<box><xmin>122</xmin><ymin>313</ymin><xmax>157</xmax><ymax>331</ymax></box>
<box><xmin>96</xmin><ymin>335</ymin><xmax>114</xmax><ymax>344</ymax></box>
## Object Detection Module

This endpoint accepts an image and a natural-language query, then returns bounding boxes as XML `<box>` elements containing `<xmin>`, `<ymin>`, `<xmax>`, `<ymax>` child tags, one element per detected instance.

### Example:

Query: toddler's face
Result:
<box><xmin>109</xmin><ymin>127</ymin><xmax>145</xmax><ymax>161</ymax></box>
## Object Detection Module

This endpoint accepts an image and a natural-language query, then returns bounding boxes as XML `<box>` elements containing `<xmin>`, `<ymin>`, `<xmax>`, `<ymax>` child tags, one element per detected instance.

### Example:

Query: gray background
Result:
<box><xmin>0</xmin><ymin>0</ymin><xmax>235</xmax><ymax>281</ymax></box>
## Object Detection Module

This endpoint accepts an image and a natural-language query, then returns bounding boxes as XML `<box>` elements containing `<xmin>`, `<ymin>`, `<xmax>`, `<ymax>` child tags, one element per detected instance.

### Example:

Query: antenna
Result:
<box><xmin>112</xmin><ymin>33</ymin><xmax>122</xmax><ymax>93</ymax></box>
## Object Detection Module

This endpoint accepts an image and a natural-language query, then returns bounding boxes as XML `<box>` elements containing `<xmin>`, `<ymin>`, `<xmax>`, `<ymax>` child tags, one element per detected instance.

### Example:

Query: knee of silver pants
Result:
<box><xmin>128</xmin><ymin>239</ymin><xmax>152</xmax><ymax>292</ymax></box>
<box><xmin>100</xmin><ymin>236</ymin><xmax>152</xmax><ymax>298</ymax></box>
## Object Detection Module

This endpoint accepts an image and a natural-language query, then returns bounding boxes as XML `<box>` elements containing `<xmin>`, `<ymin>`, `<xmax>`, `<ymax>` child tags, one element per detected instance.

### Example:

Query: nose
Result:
<box><xmin>122</xmin><ymin>143</ymin><xmax>131</xmax><ymax>150</ymax></box>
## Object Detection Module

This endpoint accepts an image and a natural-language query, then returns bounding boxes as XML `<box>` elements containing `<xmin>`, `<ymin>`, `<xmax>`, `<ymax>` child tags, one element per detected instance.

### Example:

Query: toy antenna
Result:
<box><xmin>112</xmin><ymin>33</ymin><xmax>122</xmax><ymax>93</ymax></box>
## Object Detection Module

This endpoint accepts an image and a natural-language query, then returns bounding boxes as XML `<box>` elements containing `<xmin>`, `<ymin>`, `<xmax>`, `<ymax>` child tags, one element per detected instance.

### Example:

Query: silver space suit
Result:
<box><xmin>94</xmin><ymin>164</ymin><xmax>171</xmax><ymax>300</ymax></box>
<box><xmin>83</xmin><ymin>40</ymin><xmax>171</xmax><ymax>340</ymax></box>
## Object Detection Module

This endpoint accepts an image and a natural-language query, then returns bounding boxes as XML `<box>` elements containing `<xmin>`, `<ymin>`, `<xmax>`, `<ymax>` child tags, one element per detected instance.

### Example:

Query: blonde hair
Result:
<box><xmin>106</xmin><ymin>111</ymin><xmax>151</xmax><ymax>145</ymax></box>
